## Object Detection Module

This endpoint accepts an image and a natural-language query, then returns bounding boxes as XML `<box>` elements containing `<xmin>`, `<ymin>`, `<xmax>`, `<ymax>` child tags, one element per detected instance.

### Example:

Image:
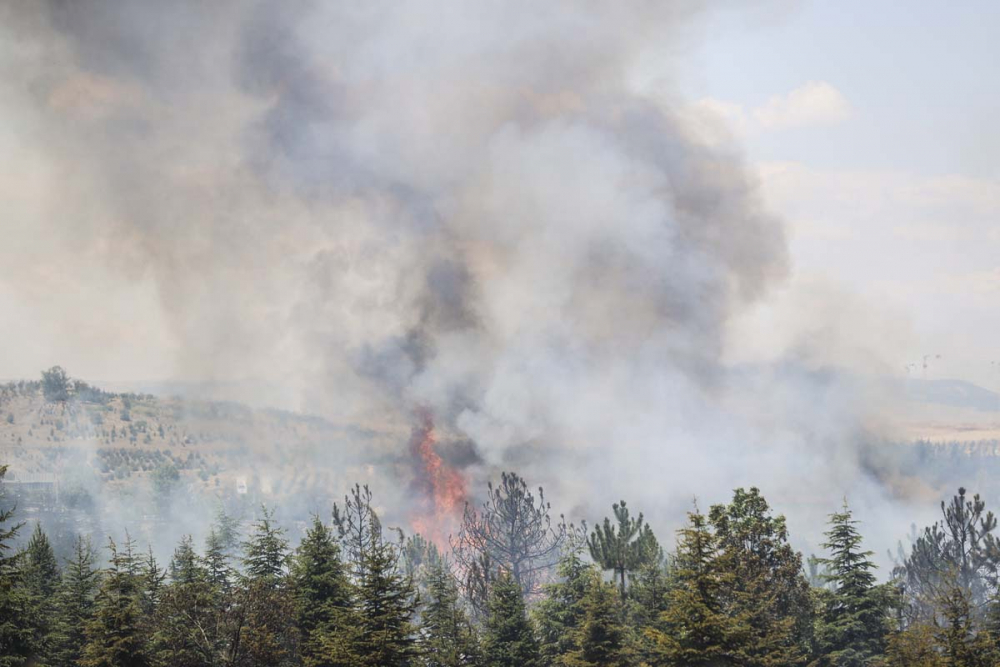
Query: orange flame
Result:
<box><xmin>409</xmin><ymin>409</ymin><xmax>467</xmax><ymax>547</ymax></box>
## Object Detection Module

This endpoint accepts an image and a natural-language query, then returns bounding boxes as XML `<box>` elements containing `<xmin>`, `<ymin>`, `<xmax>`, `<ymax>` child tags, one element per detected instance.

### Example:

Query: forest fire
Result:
<box><xmin>408</xmin><ymin>409</ymin><xmax>468</xmax><ymax>546</ymax></box>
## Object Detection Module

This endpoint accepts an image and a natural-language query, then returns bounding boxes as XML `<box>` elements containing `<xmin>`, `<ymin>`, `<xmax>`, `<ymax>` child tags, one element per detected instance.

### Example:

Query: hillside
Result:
<box><xmin>0</xmin><ymin>370</ymin><xmax>420</xmax><ymax>556</ymax></box>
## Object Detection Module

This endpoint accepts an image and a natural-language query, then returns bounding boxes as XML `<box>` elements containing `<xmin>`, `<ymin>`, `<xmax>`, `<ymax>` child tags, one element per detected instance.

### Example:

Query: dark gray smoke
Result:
<box><xmin>0</xmin><ymin>1</ymin><xmax>930</xmax><ymax>561</ymax></box>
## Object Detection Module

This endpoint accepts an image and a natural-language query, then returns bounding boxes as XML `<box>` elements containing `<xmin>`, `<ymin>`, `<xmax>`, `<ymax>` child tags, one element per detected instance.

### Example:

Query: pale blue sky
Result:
<box><xmin>667</xmin><ymin>2</ymin><xmax>1000</xmax><ymax>388</ymax></box>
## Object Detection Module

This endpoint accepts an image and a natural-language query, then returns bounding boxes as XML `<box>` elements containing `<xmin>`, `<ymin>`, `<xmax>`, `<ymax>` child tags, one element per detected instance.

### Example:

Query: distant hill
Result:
<box><xmin>900</xmin><ymin>377</ymin><xmax>1000</xmax><ymax>412</ymax></box>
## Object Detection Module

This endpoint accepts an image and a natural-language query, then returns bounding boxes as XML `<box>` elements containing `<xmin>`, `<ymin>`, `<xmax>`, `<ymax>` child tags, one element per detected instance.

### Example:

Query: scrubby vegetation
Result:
<box><xmin>4</xmin><ymin>463</ymin><xmax>1000</xmax><ymax>666</ymax></box>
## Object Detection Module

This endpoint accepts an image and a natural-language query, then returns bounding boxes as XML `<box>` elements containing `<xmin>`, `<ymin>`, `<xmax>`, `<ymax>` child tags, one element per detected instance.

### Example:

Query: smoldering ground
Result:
<box><xmin>0</xmin><ymin>1</ymin><xmax>939</xmax><ymax>562</ymax></box>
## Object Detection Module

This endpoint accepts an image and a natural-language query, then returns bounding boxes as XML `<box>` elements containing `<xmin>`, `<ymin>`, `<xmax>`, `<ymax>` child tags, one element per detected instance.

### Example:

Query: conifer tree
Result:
<box><xmin>20</xmin><ymin>522</ymin><xmax>60</xmax><ymax>662</ymax></box>
<box><xmin>22</xmin><ymin>522</ymin><xmax>59</xmax><ymax>599</ymax></box>
<box><xmin>563</xmin><ymin>573</ymin><xmax>634</xmax><ymax>667</ymax></box>
<box><xmin>935</xmin><ymin>578</ymin><xmax>997</xmax><ymax>667</ymax></box>
<box><xmin>452</xmin><ymin>473</ymin><xmax>565</xmax><ymax>607</ymax></box>
<box><xmin>51</xmin><ymin>536</ymin><xmax>101</xmax><ymax>667</ymax></box>
<box><xmin>203</xmin><ymin>529</ymin><xmax>232</xmax><ymax>593</ymax></box>
<box><xmin>150</xmin><ymin>536</ymin><xmax>222</xmax><ymax>667</ymax></box>
<box><xmin>650</xmin><ymin>507</ymin><xmax>739</xmax><ymax>667</ymax></box>
<box><xmin>168</xmin><ymin>535</ymin><xmax>205</xmax><ymax>585</ymax></box>
<box><xmin>419</xmin><ymin>560</ymin><xmax>479</xmax><ymax>667</ymax></box>
<box><xmin>812</xmin><ymin>502</ymin><xmax>894</xmax><ymax>666</ymax></box>
<box><xmin>587</xmin><ymin>501</ymin><xmax>661</xmax><ymax>597</ymax></box>
<box><xmin>291</xmin><ymin>516</ymin><xmax>355</xmax><ymax>667</ymax></box>
<box><xmin>81</xmin><ymin>537</ymin><xmax>150</xmax><ymax>667</ymax></box>
<box><xmin>227</xmin><ymin>508</ymin><xmax>299</xmax><ymax>667</ymax></box>
<box><xmin>0</xmin><ymin>464</ymin><xmax>37</xmax><ymax>666</ymax></box>
<box><xmin>534</xmin><ymin>551</ymin><xmax>593</xmax><ymax>664</ymax></box>
<box><xmin>242</xmin><ymin>505</ymin><xmax>289</xmax><ymax>585</ymax></box>
<box><xmin>350</xmin><ymin>531</ymin><xmax>419</xmax><ymax>666</ymax></box>
<box><xmin>139</xmin><ymin>547</ymin><xmax>164</xmax><ymax>623</ymax></box>
<box><xmin>896</xmin><ymin>487</ymin><xmax>1000</xmax><ymax>625</ymax></box>
<box><xmin>482</xmin><ymin>571</ymin><xmax>540</xmax><ymax>667</ymax></box>
<box><xmin>883</xmin><ymin>623</ymin><xmax>944</xmax><ymax>667</ymax></box>
<box><xmin>709</xmin><ymin>487</ymin><xmax>813</xmax><ymax>666</ymax></box>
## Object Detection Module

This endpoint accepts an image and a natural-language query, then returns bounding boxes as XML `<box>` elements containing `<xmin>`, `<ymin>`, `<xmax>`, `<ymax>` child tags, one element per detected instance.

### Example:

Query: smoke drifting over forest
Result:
<box><xmin>0</xmin><ymin>1</ymin><xmax>931</xmax><ymax>555</ymax></box>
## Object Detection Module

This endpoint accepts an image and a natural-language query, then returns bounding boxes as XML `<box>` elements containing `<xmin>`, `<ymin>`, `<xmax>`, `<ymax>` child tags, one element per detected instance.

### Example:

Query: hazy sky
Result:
<box><xmin>675</xmin><ymin>1</ymin><xmax>1000</xmax><ymax>389</ymax></box>
<box><xmin>1</xmin><ymin>0</ymin><xmax>997</xmax><ymax>394</ymax></box>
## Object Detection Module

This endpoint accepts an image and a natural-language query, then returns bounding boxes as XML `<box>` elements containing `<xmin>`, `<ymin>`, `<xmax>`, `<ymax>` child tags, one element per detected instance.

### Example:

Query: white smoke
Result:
<box><xmin>0</xmin><ymin>0</ymin><xmax>934</xmax><ymax>561</ymax></box>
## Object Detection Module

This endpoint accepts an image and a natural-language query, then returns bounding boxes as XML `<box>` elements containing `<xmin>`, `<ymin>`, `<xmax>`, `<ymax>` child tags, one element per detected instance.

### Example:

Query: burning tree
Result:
<box><xmin>408</xmin><ymin>411</ymin><xmax>468</xmax><ymax>547</ymax></box>
<box><xmin>451</xmin><ymin>472</ymin><xmax>565</xmax><ymax>616</ymax></box>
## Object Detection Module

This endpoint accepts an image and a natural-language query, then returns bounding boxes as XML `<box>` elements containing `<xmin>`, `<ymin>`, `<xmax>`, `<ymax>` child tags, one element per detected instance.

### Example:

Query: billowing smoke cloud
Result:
<box><xmin>0</xmin><ymin>1</ymin><xmax>933</xmax><ymax>558</ymax></box>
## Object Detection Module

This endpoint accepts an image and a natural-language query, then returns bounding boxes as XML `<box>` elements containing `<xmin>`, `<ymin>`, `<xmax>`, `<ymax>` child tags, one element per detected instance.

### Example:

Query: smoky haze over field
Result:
<box><xmin>0</xmin><ymin>1</ymin><xmax>932</xmax><ymax>555</ymax></box>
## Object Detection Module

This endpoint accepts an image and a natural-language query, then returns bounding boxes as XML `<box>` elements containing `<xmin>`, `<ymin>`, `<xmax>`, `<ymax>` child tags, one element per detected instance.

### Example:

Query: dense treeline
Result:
<box><xmin>3</xmin><ymin>464</ymin><xmax>1000</xmax><ymax>666</ymax></box>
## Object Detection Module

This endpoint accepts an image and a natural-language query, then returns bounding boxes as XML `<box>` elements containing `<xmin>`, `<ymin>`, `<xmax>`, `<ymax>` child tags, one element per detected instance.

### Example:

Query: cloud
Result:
<box><xmin>753</xmin><ymin>81</ymin><xmax>852</xmax><ymax>129</ymax></box>
<box><xmin>683</xmin><ymin>81</ymin><xmax>852</xmax><ymax>145</ymax></box>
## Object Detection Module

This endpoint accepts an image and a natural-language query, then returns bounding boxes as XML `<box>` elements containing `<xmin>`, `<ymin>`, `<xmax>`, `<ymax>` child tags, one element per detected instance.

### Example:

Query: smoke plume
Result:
<box><xmin>0</xmin><ymin>1</ymin><xmax>927</xmax><ymax>557</ymax></box>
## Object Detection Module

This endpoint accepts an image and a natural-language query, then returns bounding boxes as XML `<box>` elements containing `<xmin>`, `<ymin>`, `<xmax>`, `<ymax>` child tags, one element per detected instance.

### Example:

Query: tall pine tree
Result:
<box><xmin>482</xmin><ymin>571</ymin><xmax>540</xmax><ymax>667</ymax></box>
<box><xmin>291</xmin><ymin>516</ymin><xmax>355</xmax><ymax>667</ymax></box>
<box><xmin>0</xmin><ymin>464</ymin><xmax>36</xmax><ymax>666</ymax></box>
<box><xmin>418</xmin><ymin>560</ymin><xmax>480</xmax><ymax>667</ymax></box>
<box><xmin>812</xmin><ymin>502</ymin><xmax>894</xmax><ymax>666</ymax></box>
<box><xmin>81</xmin><ymin>537</ymin><xmax>150</xmax><ymax>667</ymax></box>
<box><xmin>650</xmin><ymin>506</ymin><xmax>740</xmax><ymax>666</ymax></box>
<box><xmin>51</xmin><ymin>536</ymin><xmax>101</xmax><ymax>667</ymax></box>
<box><xmin>587</xmin><ymin>501</ymin><xmax>661</xmax><ymax>597</ymax></box>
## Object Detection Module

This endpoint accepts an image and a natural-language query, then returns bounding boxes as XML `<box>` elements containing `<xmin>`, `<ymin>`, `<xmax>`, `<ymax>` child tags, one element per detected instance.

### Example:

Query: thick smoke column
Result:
<box><xmin>0</xmin><ymin>1</ymin><xmax>920</xmax><ymax>555</ymax></box>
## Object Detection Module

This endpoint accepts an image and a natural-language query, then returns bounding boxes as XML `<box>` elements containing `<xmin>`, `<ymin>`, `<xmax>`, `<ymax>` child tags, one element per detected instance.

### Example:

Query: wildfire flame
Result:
<box><xmin>408</xmin><ymin>409</ymin><xmax>468</xmax><ymax>547</ymax></box>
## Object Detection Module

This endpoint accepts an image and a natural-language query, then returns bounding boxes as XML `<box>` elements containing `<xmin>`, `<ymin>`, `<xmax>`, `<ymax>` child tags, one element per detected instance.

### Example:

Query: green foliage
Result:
<box><xmin>149</xmin><ymin>537</ymin><xmax>221</xmax><ymax>667</ymax></box>
<box><xmin>650</xmin><ymin>507</ymin><xmax>740</xmax><ymax>666</ymax></box>
<box><xmin>14</xmin><ymin>471</ymin><xmax>1000</xmax><ymax>667</ymax></box>
<box><xmin>291</xmin><ymin>516</ymin><xmax>355</xmax><ymax>667</ymax></box>
<box><xmin>561</xmin><ymin>573</ymin><xmax>634</xmax><ymax>667</ymax></box>
<box><xmin>709</xmin><ymin>487</ymin><xmax>814</xmax><ymax>666</ymax></box>
<box><xmin>20</xmin><ymin>523</ymin><xmax>60</xmax><ymax>663</ymax></box>
<box><xmin>50</xmin><ymin>536</ymin><xmax>102</xmax><ymax>667</ymax></box>
<box><xmin>811</xmin><ymin>502</ymin><xmax>895</xmax><ymax>666</ymax></box>
<box><xmin>242</xmin><ymin>506</ymin><xmax>289</xmax><ymax>585</ymax></box>
<box><xmin>534</xmin><ymin>552</ymin><xmax>593</xmax><ymax>664</ymax></box>
<box><xmin>587</xmin><ymin>500</ymin><xmax>661</xmax><ymax>597</ymax></box>
<box><xmin>349</xmin><ymin>529</ymin><xmax>419</xmax><ymax>666</ymax></box>
<box><xmin>42</xmin><ymin>366</ymin><xmax>71</xmax><ymax>403</ymax></box>
<box><xmin>482</xmin><ymin>572</ymin><xmax>540</xmax><ymax>667</ymax></box>
<box><xmin>895</xmin><ymin>487</ymin><xmax>1000</xmax><ymax>625</ymax></box>
<box><xmin>81</xmin><ymin>537</ymin><xmax>150</xmax><ymax>667</ymax></box>
<box><xmin>0</xmin><ymin>465</ymin><xmax>37</xmax><ymax>667</ymax></box>
<box><xmin>418</xmin><ymin>560</ymin><xmax>480</xmax><ymax>667</ymax></box>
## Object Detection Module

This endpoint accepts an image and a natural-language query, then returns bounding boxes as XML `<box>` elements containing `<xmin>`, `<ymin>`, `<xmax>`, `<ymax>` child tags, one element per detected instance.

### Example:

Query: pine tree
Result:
<box><xmin>21</xmin><ymin>522</ymin><xmax>59</xmax><ymax>599</ymax></box>
<box><xmin>242</xmin><ymin>506</ymin><xmax>289</xmax><ymax>586</ymax></box>
<box><xmin>168</xmin><ymin>535</ymin><xmax>205</xmax><ymax>585</ymax></box>
<box><xmin>897</xmin><ymin>488</ymin><xmax>1000</xmax><ymax>625</ymax></box>
<box><xmin>50</xmin><ymin>536</ymin><xmax>102</xmax><ymax>667</ymax></box>
<box><xmin>883</xmin><ymin>624</ymin><xmax>945</xmax><ymax>667</ymax></box>
<box><xmin>482</xmin><ymin>571</ymin><xmax>540</xmax><ymax>667</ymax></box>
<box><xmin>935</xmin><ymin>579</ymin><xmax>997</xmax><ymax>667</ymax></box>
<box><xmin>81</xmin><ymin>537</ymin><xmax>150</xmax><ymax>667</ymax></box>
<box><xmin>812</xmin><ymin>502</ymin><xmax>894</xmax><ymax>666</ymax></box>
<box><xmin>150</xmin><ymin>537</ymin><xmax>223</xmax><ymax>667</ymax></box>
<box><xmin>0</xmin><ymin>465</ymin><xmax>36</xmax><ymax>666</ymax></box>
<box><xmin>534</xmin><ymin>551</ymin><xmax>593</xmax><ymax>665</ymax></box>
<box><xmin>228</xmin><ymin>509</ymin><xmax>298</xmax><ymax>667</ymax></box>
<box><xmin>562</xmin><ymin>574</ymin><xmax>634</xmax><ymax>667</ymax></box>
<box><xmin>291</xmin><ymin>516</ymin><xmax>356</xmax><ymax>667</ymax></box>
<box><xmin>20</xmin><ymin>522</ymin><xmax>60</xmax><ymax>663</ymax></box>
<box><xmin>650</xmin><ymin>507</ymin><xmax>740</xmax><ymax>666</ymax></box>
<box><xmin>349</xmin><ymin>534</ymin><xmax>419</xmax><ymax>666</ymax></box>
<box><xmin>709</xmin><ymin>487</ymin><xmax>813</xmax><ymax>666</ymax></box>
<box><xmin>419</xmin><ymin>560</ymin><xmax>480</xmax><ymax>667</ymax></box>
<box><xmin>587</xmin><ymin>501</ymin><xmax>661</xmax><ymax>597</ymax></box>
<box><xmin>203</xmin><ymin>529</ymin><xmax>232</xmax><ymax>593</ymax></box>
